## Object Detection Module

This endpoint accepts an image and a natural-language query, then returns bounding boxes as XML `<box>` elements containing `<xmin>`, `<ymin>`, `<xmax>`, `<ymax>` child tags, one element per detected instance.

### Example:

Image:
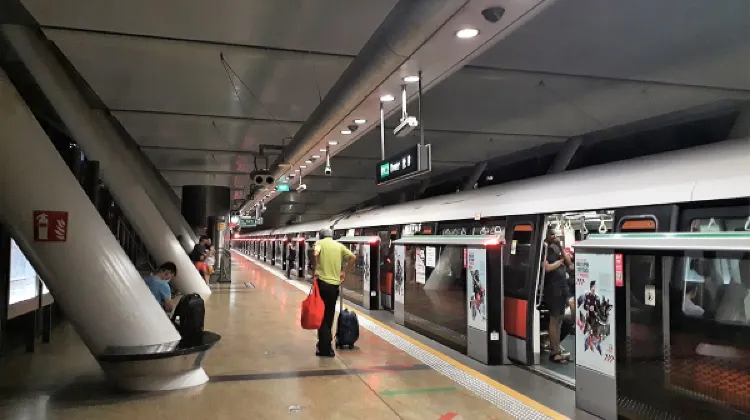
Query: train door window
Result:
<box><xmin>505</xmin><ymin>223</ymin><xmax>533</xmax><ymax>298</ymax></box>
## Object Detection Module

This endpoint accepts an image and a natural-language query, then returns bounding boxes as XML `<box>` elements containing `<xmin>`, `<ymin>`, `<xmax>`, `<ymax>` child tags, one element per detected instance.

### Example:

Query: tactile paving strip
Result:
<box><xmin>232</xmin><ymin>251</ymin><xmax>556</xmax><ymax>420</ymax></box>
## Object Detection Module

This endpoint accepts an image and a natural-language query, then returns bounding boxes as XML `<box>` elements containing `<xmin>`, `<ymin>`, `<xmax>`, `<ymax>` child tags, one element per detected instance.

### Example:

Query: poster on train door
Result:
<box><xmin>575</xmin><ymin>252</ymin><xmax>616</xmax><ymax>378</ymax></box>
<box><xmin>466</xmin><ymin>248</ymin><xmax>488</xmax><ymax>331</ymax></box>
<box><xmin>362</xmin><ymin>244</ymin><xmax>371</xmax><ymax>294</ymax></box>
<box><xmin>394</xmin><ymin>245</ymin><xmax>405</xmax><ymax>303</ymax></box>
<box><xmin>415</xmin><ymin>247</ymin><xmax>426</xmax><ymax>284</ymax></box>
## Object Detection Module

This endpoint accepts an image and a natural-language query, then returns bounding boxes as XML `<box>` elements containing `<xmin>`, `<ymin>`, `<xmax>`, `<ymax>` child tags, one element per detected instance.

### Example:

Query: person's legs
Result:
<box><xmin>547</xmin><ymin>288</ymin><xmax>568</xmax><ymax>363</ymax></box>
<box><xmin>316</xmin><ymin>280</ymin><xmax>339</xmax><ymax>356</ymax></box>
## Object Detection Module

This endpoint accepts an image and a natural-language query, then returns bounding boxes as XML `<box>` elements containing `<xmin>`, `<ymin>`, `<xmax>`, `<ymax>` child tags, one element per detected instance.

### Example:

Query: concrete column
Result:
<box><xmin>729</xmin><ymin>104</ymin><xmax>750</xmax><ymax>140</ymax></box>
<box><xmin>461</xmin><ymin>161</ymin><xmax>487</xmax><ymax>191</ymax></box>
<box><xmin>3</xmin><ymin>25</ymin><xmax>210</xmax><ymax>298</ymax></box>
<box><xmin>547</xmin><ymin>136</ymin><xmax>583</xmax><ymax>174</ymax></box>
<box><xmin>0</xmin><ymin>68</ymin><xmax>181</xmax><ymax>357</ymax></box>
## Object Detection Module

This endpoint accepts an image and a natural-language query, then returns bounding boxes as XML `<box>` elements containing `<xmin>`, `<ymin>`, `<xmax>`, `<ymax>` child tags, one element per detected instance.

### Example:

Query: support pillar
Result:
<box><xmin>0</xmin><ymin>68</ymin><xmax>183</xmax><ymax>363</ymax></box>
<box><xmin>461</xmin><ymin>161</ymin><xmax>487</xmax><ymax>191</ymax></box>
<box><xmin>3</xmin><ymin>25</ymin><xmax>210</xmax><ymax>298</ymax></box>
<box><xmin>547</xmin><ymin>136</ymin><xmax>583</xmax><ymax>174</ymax></box>
<box><xmin>729</xmin><ymin>104</ymin><xmax>750</xmax><ymax>140</ymax></box>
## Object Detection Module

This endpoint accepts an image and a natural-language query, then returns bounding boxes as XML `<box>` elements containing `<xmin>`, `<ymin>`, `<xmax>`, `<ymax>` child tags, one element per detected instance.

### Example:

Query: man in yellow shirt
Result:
<box><xmin>313</xmin><ymin>228</ymin><xmax>355</xmax><ymax>357</ymax></box>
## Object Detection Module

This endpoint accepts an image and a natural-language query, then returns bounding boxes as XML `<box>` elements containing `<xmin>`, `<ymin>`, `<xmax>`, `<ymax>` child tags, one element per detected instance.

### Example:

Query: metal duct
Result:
<box><xmin>241</xmin><ymin>0</ymin><xmax>469</xmax><ymax>210</ymax></box>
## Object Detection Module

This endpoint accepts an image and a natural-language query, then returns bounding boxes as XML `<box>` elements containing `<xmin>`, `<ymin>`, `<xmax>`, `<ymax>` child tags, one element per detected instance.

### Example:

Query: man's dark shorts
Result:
<box><xmin>546</xmin><ymin>284</ymin><xmax>568</xmax><ymax>317</ymax></box>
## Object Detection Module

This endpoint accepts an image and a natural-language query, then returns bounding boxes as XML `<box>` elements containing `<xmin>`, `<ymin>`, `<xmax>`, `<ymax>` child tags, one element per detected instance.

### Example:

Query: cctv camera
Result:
<box><xmin>324</xmin><ymin>164</ymin><xmax>332</xmax><ymax>176</ymax></box>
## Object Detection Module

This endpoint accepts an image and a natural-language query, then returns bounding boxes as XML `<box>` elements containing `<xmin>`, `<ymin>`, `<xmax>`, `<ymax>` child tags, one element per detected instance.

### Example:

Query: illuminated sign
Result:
<box><xmin>239</xmin><ymin>217</ymin><xmax>262</xmax><ymax>228</ymax></box>
<box><xmin>275</xmin><ymin>184</ymin><xmax>290</xmax><ymax>192</ymax></box>
<box><xmin>375</xmin><ymin>144</ymin><xmax>431</xmax><ymax>186</ymax></box>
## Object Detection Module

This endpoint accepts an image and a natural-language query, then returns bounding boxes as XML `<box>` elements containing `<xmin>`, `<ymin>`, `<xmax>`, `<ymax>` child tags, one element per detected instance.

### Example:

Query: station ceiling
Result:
<box><xmin>18</xmin><ymin>0</ymin><xmax>750</xmax><ymax>227</ymax></box>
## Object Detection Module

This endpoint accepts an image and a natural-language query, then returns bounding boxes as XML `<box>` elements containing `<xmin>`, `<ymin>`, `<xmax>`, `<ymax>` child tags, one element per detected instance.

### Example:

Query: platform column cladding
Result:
<box><xmin>0</xmin><ymin>69</ymin><xmax>201</xmax><ymax>384</ymax></box>
<box><xmin>2</xmin><ymin>24</ymin><xmax>210</xmax><ymax>298</ymax></box>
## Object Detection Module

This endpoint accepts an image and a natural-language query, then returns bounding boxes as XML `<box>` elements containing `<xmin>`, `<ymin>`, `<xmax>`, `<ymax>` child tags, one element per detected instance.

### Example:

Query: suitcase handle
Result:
<box><xmin>339</xmin><ymin>284</ymin><xmax>343</xmax><ymax>310</ymax></box>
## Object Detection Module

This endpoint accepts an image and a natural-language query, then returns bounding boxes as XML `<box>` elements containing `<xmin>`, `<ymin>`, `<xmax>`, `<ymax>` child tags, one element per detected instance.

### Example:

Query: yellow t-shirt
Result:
<box><xmin>314</xmin><ymin>238</ymin><xmax>354</xmax><ymax>285</ymax></box>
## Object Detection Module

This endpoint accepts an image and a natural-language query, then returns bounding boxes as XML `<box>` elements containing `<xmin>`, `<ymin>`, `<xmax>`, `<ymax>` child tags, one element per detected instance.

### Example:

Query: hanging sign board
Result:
<box><xmin>375</xmin><ymin>144</ymin><xmax>432</xmax><ymax>186</ymax></box>
<box><xmin>425</xmin><ymin>246</ymin><xmax>436</xmax><ymax>268</ymax></box>
<box><xmin>575</xmin><ymin>252</ymin><xmax>616</xmax><ymax>377</ymax></box>
<box><xmin>33</xmin><ymin>211</ymin><xmax>68</xmax><ymax>242</ymax></box>
<box><xmin>239</xmin><ymin>217</ymin><xmax>262</xmax><ymax>228</ymax></box>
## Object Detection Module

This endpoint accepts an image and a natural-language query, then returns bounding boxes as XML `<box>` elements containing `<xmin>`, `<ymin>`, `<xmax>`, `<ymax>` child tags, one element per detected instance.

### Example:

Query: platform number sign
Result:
<box><xmin>33</xmin><ymin>210</ymin><xmax>68</xmax><ymax>242</ymax></box>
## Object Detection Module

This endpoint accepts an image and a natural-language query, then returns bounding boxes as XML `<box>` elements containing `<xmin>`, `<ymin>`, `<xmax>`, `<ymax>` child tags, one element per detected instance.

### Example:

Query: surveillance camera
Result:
<box><xmin>481</xmin><ymin>6</ymin><xmax>505</xmax><ymax>23</ymax></box>
<box><xmin>324</xmin><ymin>164</ymin><xmax>332</xmax><ymax>176</ymax></box>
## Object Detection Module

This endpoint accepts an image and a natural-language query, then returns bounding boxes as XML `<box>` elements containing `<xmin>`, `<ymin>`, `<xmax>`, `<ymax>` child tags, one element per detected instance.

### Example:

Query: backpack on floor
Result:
<box><xmin>172</xmin><ymin>293</ymin><xmax>205</xmax><ymax>345</ymax></box>
<box><xmin>335</xmin><ymin>289</ymin><xmax>359</xmax><ymax>349</ymax></box>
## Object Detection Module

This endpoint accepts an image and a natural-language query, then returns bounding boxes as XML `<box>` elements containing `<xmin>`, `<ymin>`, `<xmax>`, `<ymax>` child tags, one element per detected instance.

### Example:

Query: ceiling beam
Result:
<box><xmin>112</xmin><ymin>109</ymin><xmax>305</xmax><ymax>125</ymax></box>
<box><xmin>160</xmin><ymin>168</ymin><xmax>372</xmax><ymax>180</ymax></box>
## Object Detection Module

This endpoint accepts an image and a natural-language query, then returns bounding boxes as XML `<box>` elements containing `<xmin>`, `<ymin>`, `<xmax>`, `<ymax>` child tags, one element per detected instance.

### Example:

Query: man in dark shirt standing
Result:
<box><xmin>189</xmin><ymin>235</ymin><xmax>211</xmax><ymax>263</ymax></box>
<box><xmin>544</xmin><ymin>227</ymin><xmax>573</xmax><ymax>363</ymax></box>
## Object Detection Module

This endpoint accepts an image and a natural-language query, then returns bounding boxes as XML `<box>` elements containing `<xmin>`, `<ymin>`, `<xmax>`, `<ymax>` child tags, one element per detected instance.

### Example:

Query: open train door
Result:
<box><xmin>503</xmin><ymin>215</ymin><xmax>544</xmax><ymax>365</ymax></box>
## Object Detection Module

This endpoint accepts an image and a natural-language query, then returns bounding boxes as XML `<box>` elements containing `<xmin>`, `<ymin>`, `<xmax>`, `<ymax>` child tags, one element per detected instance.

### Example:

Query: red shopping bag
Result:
<box><xmin>301</xmin><ymin>279</ymin><xmax>325</xmax><ymax>330</ymax></box>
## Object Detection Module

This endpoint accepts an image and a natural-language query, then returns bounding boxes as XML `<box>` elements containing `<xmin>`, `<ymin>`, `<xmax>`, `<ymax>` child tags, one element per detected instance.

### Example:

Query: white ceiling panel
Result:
<box><xmin>24</xmin><ymin>0</ymin><xmax>398</xmax><ymax>56</ymax></box>
<box><xmin>114</xmin><ymin>111</ymin><xmax>302</xmax><ymax>150</ymax></box>
<box><xmin>44</xmin><ymin>29</ymin><xmax>351</xmax><ymax>120</ymax></box>
<box><xmin>145</xmin><ymin>149</ymin><xmax>255</xmax><ymax>174</ymax></box>
<box><xmin>471</xmin><ymin>0</ymin><xmax>750</xmax><ymax>90</ymax></box>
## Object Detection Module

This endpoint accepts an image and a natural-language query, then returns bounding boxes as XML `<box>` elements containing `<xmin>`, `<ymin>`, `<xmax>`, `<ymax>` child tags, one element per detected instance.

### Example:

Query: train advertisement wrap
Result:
<box><xmin>575</xmin><ymin>252</ymin><xmax>616</xmax><ymax>377</ymax></box>
<box><xmin>394</xmin><ymin>245</ymin><xmax>405</xmax><ymax>303</ymax></box>
<box><xmin>467</xmin><ymin>248</ymin><xmax>488</xmax><ymax>331</ymax></box>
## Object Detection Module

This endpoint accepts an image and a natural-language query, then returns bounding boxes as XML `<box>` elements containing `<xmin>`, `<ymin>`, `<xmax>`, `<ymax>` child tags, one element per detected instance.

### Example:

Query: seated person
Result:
<box><xmin>144</xmin><ymin>262</ymin><xmax>180</xmax><ymax>312</ymax></box>
<box><xmin>683</xmin><ymin>283</ymin><xmax>705</xmax><ymax>317</ymax></box>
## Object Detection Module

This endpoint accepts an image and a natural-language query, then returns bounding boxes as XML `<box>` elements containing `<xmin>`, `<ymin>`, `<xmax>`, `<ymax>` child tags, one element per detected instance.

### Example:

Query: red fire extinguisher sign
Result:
<box><xmin>33</xmin><ymin>211</ymin><xmax>69</xmax><ymax>242</ymax></box>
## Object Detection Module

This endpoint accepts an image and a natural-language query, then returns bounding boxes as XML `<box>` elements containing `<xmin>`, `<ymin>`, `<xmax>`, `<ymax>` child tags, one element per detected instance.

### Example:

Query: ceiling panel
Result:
<box><xmin>471</xmin><ymin>0</ymin><xmax>750</xmax><ymax>90</ymax></box>
<box><xmin>145</xmin><ymin>149</ymin><xmax>256</xmax><ymax>173</ymax></box>
<box><xmin>44</xmin><ymin>29</ymin><xmax>351</xmax><ymax>120</ymax></box>
<box><xmin>24</xmin><ymin>0</ymin><xmax>399</xmax><ymax>56</ymax></box>
<box><xmin>114</xmin><ymin>111</ymin><xmax>302</xmax><ymax>150</ymax></box>
<box><xmin>416</xmin><ymin>69</ymin><xmax>750</xmax><ymax>137</ymax></box>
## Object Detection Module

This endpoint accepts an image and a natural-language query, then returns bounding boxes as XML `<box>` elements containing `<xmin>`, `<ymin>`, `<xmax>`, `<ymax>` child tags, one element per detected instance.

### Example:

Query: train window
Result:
<box><xmin>505</xmin><ymin>224</ymin><xmax>533</xmax><ymax>298</ymax></box>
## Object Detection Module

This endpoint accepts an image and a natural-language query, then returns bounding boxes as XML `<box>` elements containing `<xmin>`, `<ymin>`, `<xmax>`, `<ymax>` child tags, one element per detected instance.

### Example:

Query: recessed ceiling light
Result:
<box><xmin>380</xmin><ymin>94</ymin><xmax>395</xmax><ymax>102</ymax></box>
<box><xmin>341</xmin><ymin>129</ymin><xmax>352</xmax><ymax>135</ymax></box>
<box><xmin>312</xmin><ymin>155</ymin><xmax>321</xmax><ymax>159</ymax></box>
<box><xmin>289</xmin><ymin>173</ymin><xmax>296</xmax><ymax>177</ymax></box>
<box><xmin>403</xmin><ymin>75</ymin><xmax>420</xmax><ymax>83</ymax></box>
<box><xmin>456</xmin><ymin>28</ymin><xmax>479</xmax><ymax>39</ymax></box>
<box><xmin>295</xmin><ymin>169</ymin><xmax>300</xmax><ymax>172</ymax></box>
<box><xmin>319</xmin><ymin>148</ymin><xmax>327</xmax><ymax>152</ymax></box>
<box><xmin>300</xmin><ymin>165</ymin><xmax>307</xmax><ymax>169</ymax></box>
<box><xmin>354</xmin><ymin>118</ymin><xmax>366</xmax><ymax>124</ymax></box>
<box><xmin>305</xmin><ymin>160</ymin><xmax>313</xmax><ymax>164</ymax></box>
<box><xmin>328</xmin><ymin>140</ymin><xmax>338</xmax><ymax>146</ymax></box>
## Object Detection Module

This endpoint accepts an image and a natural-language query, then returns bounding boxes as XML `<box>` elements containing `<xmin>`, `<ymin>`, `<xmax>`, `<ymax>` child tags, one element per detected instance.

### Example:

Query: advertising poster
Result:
<box><xmin>426</xmin><ymin>246</ymin><xmax>436</xmax><ymax>268</ymax></box>
<box><xmin>466</xmin><ymin>248</ymin><xmax>488</xmax><ymax>331</ymax></box>
<box><xmin>415</xmin><ymin>247</ymin><xmax>426</xmax><ymax>284</ymax></box>
<box><xmin>394</xmin><ymin>245</ymin><xmax>405</xmax><ymax>303</ymax></box>
<box><xmin>575</xmin><ymin>252</ymin><xmax>616</xmax><ymax>377</ymax></box>
<box><xmin>362</xmin><ymin>244</ymin><xmax>371</xmax><ymax>293</ymax></box>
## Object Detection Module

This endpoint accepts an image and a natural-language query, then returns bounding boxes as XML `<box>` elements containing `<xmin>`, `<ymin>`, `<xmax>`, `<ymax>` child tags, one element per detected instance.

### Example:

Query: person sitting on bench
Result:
<box><xmin>144</xmin><ymin>262</ymin><xmax>180</xmax><ymax>312</ymax></box>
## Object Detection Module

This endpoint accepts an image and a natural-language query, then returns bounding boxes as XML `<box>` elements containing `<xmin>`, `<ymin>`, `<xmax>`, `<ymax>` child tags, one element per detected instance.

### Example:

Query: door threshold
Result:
<box><xmin>517</xmin><ymin>363</ymin><xmax>576</xmax><ymax>389</ymax></box>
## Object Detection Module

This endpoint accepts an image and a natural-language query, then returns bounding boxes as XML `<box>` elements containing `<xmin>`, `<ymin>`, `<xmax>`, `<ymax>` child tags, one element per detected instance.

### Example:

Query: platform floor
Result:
<box><xmin>0</xmin><ymin>254</ymin><xmax>572</xmax><ymax>419</ymax></box>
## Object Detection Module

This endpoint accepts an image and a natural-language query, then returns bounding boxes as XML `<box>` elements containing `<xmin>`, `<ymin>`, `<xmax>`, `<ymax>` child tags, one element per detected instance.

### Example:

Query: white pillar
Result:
<box><xmin>92</xmin><ymin>108</ymin><xmax>197</xmax><ymax>252</ymax></box>
<box><xmin>3</xmin><ymin>25</ymin><xmax>210</xmax><ymax>298</ymax></box>
<box><xmin>0</xmin><ymin>68</ymin><xmax>181</xmax><ymax>356</ymax></box>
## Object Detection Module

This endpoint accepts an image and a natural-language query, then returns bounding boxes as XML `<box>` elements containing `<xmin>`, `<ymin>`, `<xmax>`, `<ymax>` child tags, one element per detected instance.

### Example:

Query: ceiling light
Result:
<box><xmin>312</xmin><ymin>155</ymin><xmax>321</xmax><ymax>159</ymax></box>
<box><xmin>380</xmin><ymin>94</ymin><xmax>395</xmax><ymax>102</ymax></box>
<box><xmin>289</xmin><ymin>173</ymin><xmax>296</xmax><ymax>177</ymax></box>
<box><xmin>319</xmin><ymin>148</ymin><xmax>327</xmax><ymax>152</ymax></box>
<box><xmin>354</xmin><ymin>118</ymin><xmax>366</xmax><ymax>124</ymax></box>
<box><xmin>328</xmin><ymin>140</ymin><xmax>338</xmax><ymax>146</ymax></box>
<box><xmin>300</xmin><ymin>165</ymin><xmax>307</xmax><ymax>169</ymax></box>
<box><xmin>295</xmin><ymin>169</ymin><xmax>300</xmax><ymax>172</ymax></box>
<box><xmin>403</xmin><ymin>75</ymin><xmax>420</xmax><ymax>83</ymax></box>
<box><xmin>341</xmin><ymin>129</ymin><xmax>352</xmax><ymax>135</ymax></box>
<box><xmin>305</xmin><ymin>159</ymin><xmax>313</xmax><ymax>164</ymax></box>
<box><xmin>456</xmin><ymin>28</ymin><xmax>479</xmax><ymax>39</ymax></box>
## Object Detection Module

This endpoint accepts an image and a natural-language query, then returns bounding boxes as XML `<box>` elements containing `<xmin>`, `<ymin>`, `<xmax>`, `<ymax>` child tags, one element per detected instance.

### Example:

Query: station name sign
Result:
<box><xmin>375</xmin><ymin>144</ymin><xmax>431</xmax><ymax>186</ymax></box>
<box><xmin>239</xmin><ymin>217</ymin><xmax>262</xmax><ymax>228</ymax></box>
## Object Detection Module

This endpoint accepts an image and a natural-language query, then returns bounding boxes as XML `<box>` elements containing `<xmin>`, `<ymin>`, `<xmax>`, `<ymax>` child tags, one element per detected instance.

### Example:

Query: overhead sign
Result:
<box><xmin>33</xmin><ymin>210</ymin><xmax>68</xmax><ymax>242</ymax></box>
<box><xmin>239</xmin><ymin>217</ymin><xmax>262</xmax><ymax>228</ymax></box>
<box><xmin>275</xmin><ymin>183</ymin><xmax>291</xmax><ymax>192</ymax></box>
<box><xmin>375</xmin><ymin>144</ymin><xmax>431</xmax><ymax>186</ymax></box>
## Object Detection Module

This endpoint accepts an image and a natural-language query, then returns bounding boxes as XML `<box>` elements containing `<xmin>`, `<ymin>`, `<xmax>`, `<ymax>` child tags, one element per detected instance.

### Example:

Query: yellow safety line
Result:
<box><xmin>342</xmin><ymin>305</ymin><xmax>571</xmax><ymax>420</ymax></box>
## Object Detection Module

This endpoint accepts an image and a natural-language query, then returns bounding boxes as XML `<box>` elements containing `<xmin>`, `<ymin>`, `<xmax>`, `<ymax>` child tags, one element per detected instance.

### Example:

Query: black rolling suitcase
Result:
<box><xmin>335</xmin><ymin>287</ymin><xmax>359</xmax><ymax>349</ymax></box>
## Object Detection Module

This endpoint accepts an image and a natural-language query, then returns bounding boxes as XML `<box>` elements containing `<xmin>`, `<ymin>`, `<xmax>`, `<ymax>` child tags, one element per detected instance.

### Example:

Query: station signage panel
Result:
<box><xmin>275</xmin><ymin>183</ymin><xmax>290</xmax><ymax>192</ymax></box>
<box><xmin>239</xmin><ymin>217</ymin><xmax>262</xmax><ymax>228</ymax></box>
<box><xmin>375</xmin><ymin>144</ymin><xmax>431</xmax><ymax>186</ymax></box>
